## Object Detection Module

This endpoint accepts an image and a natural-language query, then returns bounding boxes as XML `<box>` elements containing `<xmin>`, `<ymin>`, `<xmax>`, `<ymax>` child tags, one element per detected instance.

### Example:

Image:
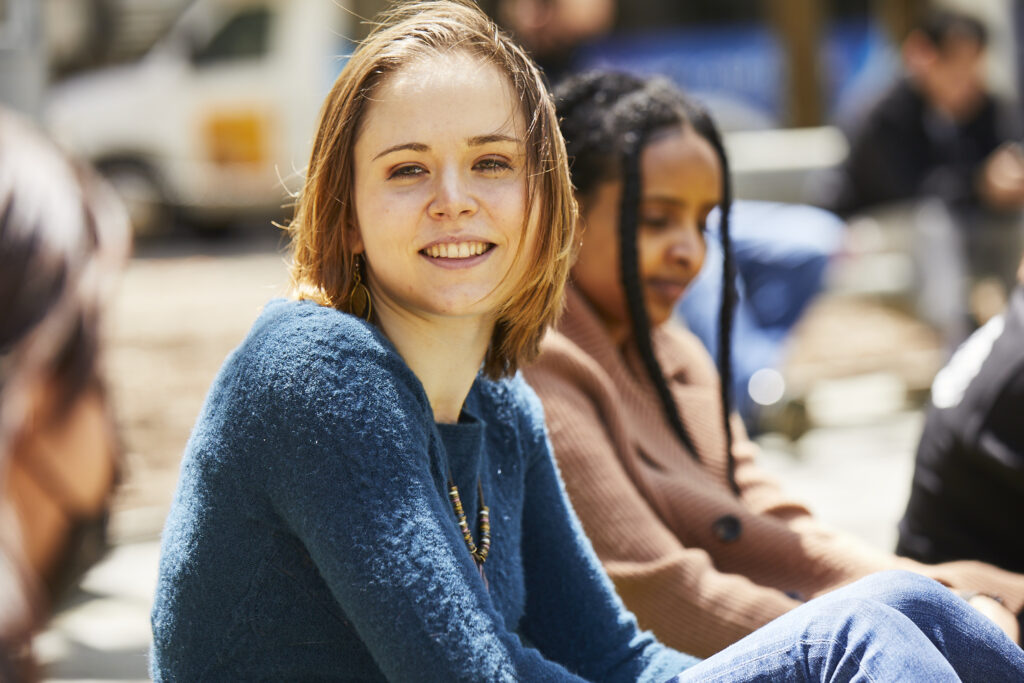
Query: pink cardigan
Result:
<box><xmin>524</xmin><ymin>286</ymin><xmax>1024</xmax><ymax>657</ymax></box>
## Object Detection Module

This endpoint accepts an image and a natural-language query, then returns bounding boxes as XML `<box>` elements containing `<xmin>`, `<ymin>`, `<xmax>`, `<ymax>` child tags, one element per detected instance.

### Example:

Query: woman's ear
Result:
<box><xmin>348</xmin><ymin>223</ymin><xmax>365</xmax><ymax>254</ymax></box>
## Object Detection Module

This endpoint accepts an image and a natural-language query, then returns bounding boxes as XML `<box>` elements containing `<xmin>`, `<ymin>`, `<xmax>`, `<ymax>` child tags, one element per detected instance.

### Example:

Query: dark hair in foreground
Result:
<box><xmin>0</xmin><ymin>106</ymin><xmax>129</xmax><ymax>680</ymax></box>
<box><xmin>288</xmin><ymin>0</ymin><xmax>577</xmax><ymax>379</ymax></box>
<box><xmin>554</xmin><ymin>71</ymin><xmax>740</xmax><ymax>494</ymax></box>
<box><xmin>0</xmin><ymin>109</ymin><xmax>129</xmax><ymax>451</ymax></box>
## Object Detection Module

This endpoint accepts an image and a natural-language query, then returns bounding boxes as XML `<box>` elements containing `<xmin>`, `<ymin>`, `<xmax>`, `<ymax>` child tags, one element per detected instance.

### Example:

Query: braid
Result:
<box><xmin>619</xmin><ymin>134</ymin><xmax>701</xmax><ymax>461</ymax></box>
<box><xmin>687</xmin><ymin>106</ymin><xmax>740</xmax><ymax>496</ymax></box>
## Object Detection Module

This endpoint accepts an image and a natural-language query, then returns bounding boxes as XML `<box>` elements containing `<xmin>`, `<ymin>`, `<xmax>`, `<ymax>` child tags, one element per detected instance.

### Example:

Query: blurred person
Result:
<box><xmin>823</xmin><ymin>9</ymin><xmax>1024</xmax><ymax>347</ymax></box>
<box><xmin>524</xmin><ymin>69</ymin><xmax>1024</xmax><ymax>660</ymax></box>
<box><xmin>148</xmin><ymin>3</ymin><xmax>1024</xmax><ymax>680</ymax></box>
<box><xmin>493</xmin><ymin>0</ymin><xmax>615</xmax><ymax>83</ymax></box>
<box><xmin>827</xmin><ymin>9</ymin><xmax>1024</xmax><ymax>216</ymax></box>
<box><xmin>898</xmin><ymin>253</ymin><xmax>1024</xmax><ymax>575</ymax></box>
<box><xmin>0</xmin><ymin>108</ymin><xmax>128</xmax><ymax>679</ymax></box>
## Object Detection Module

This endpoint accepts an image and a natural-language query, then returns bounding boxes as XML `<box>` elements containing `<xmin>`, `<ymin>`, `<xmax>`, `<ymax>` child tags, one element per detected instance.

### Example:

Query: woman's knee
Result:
<box><xmin>797</xmin><ymin>597</ymin><xmax>957</xmax><ymax>679</ymax></box>
<box><xmin>842</xmin><ymin>570</ymin><xmax>958</xmax><ymax>617</ymax></box>
<box><xmin>849</xmin><ymin>570</ymin><xmax>948</xmax><ymax>600</ymax></box>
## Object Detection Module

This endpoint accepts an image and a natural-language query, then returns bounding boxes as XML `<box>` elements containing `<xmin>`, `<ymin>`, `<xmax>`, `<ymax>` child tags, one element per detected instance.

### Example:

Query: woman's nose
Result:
<box><xmin>666</xmin><ymin>224</ymin><xmax>703</xmax><ymax>267</ymax></box>
<box><xmin>429</xmin><ymin>168</ymin><xmax>477</xmax><ymax>220</ymax></box>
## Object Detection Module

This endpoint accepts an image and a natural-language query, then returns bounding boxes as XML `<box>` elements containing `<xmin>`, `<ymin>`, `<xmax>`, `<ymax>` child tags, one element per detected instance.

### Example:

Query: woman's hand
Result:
<box><xmin>964</xmin><ymin>593</ymin><xmax>1020</xmax><ymax>644</ymax></box>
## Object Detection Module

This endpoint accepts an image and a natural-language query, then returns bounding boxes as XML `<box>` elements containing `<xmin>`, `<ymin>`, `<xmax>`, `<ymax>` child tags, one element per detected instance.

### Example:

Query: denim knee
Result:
<box><xmin>843</xmin><ymin>570</ymin><xmax>970</xmax><ymax>630</ymax></box>
<box><xmin>851</xmin><ymin>570</ymin><xmax>950</xmax><ymax>602</ymax></box>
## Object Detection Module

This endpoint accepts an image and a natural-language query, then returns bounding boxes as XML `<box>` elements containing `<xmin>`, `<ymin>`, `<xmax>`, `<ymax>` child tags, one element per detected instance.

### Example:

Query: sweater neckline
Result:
<box><xmin>554</xmin><ymin>285</ymin><xmax>719</xmax><ymax>464</ymax></box>
<box><xmin>559</xmin><ymin>286</ymin><xmax>691</xmax><ymax>391</ymax></box>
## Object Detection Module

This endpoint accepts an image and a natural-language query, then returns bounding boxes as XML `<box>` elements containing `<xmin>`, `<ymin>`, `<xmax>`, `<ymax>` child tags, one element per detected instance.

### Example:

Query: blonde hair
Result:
<box><xmin>287</xmin><ymin>0</ymin><xmax>576</xmax><ymax>379</ymax></box>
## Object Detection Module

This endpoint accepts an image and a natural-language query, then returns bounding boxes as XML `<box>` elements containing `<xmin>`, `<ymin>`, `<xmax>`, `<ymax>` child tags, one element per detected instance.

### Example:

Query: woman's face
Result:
<box><xmin>352</xmin><ymin>51</ymin><xmax>533</xmax><ymax>326</ymax></box>
<box><xmin>572</xmin><ymin>125</ymin><xmax>721</xmax><ymax>342</ymax></box>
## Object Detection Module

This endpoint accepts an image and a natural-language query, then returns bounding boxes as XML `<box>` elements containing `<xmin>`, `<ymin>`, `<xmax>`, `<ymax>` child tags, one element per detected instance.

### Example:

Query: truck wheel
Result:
<box><xmin>99</xmin><ymin>162</ymin><xmax>172</xmax><ymax>237</ymax></box>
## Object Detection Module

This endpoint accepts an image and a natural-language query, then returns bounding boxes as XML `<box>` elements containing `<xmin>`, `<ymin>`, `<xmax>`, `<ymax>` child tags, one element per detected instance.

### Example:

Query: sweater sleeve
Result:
<box><xmin>247</xmin><ymin>309</ymin><xmax>596</xmax><ymax>682</ymax></box>
<box><xmin>525</xmin><ymin>362</ymin><xmax>802</xmax><ymax>658</ymax></box>
<box><xmin>510</xmin><ymin>377</ymin><xmax>700</xmax><ymax>682</ymax></box>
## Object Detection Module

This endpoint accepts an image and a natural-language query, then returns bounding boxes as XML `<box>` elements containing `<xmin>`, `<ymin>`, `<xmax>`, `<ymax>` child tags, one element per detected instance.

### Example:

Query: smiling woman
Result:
<box><xmin>350</xmin><ymin>51</ymin><xmax>535</xmax><ymax>414</ymax></box>
<box><xmin>149</xmin><ymin>2</ymin><xmax>1024</xmax><ymax>681</ymax></box>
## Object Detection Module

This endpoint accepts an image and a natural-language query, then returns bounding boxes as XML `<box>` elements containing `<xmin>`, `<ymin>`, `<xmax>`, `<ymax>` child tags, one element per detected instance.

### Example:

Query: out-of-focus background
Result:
<box><xmin>2</xmin><ymin>0</ymin><xmax>1022</xmax><ymax>679</ymax></box>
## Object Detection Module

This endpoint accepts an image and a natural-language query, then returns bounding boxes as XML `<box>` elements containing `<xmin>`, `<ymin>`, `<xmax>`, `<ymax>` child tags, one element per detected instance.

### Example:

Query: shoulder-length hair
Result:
<box><xmin>287</xmin><ymin>0</ymin><xmax>577</xmax><ymax>379</ymax></box>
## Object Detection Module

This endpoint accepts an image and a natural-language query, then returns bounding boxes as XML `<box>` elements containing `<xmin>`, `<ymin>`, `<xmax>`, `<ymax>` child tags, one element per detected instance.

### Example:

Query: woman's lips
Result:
<box><xmin>419</xmin><ymin>240</ymin><xmax>496</xmax><ymax>269</ymax></box>
<box><xmin>422</xmin><ymin>240</ymin><xmax>492</xmax><ymax>258</ymax></box>
<box><xmin>646</xmin><ymin>278</ymin><xmax>688</xmax><ymax>303</ymax></box>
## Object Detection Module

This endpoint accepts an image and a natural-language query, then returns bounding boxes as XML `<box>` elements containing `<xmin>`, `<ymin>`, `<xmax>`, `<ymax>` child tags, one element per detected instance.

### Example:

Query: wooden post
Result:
<box><xmin>765</xmin><ymin>0</ymin><xmax>824</xmax><ymax>127</ymax></box>
<box><xmin>873</xmin><ymin>0</ymin><xmax>928</xmax><ymax>45</ymax></box>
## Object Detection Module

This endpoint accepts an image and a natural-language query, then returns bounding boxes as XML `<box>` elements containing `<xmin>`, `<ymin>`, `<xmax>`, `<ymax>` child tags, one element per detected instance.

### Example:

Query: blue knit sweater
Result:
<box><xmin>150</xmin><ymin>299</ymin><xmax>697</xmax><ymax>681</ymax></box>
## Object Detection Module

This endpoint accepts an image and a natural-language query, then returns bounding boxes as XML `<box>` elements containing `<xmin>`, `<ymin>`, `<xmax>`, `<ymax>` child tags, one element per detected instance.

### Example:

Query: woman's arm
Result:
<box><xmin>670</xmin><ymin>325</ymin><xmax>1024</xmax><ymax>627</ymax></box>
<box><xmin>526</xmin><ymin>369</ymin><xmax>801</xmax><ymax>658</ymax></box>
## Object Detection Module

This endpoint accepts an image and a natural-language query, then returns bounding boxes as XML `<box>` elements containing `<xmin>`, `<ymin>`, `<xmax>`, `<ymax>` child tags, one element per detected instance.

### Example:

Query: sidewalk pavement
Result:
<box><xmin>38</xmin><ymin>541</ymin><xmax>159</xmax><ymax>681</ymax></box>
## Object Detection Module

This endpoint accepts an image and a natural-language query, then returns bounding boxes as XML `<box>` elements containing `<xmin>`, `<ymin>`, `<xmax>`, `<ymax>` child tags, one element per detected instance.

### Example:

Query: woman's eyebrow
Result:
<box><xmin>468</xmin><ymin>133</ymin><xmax>522</xmax><ymax>147</ymax></box>
<box><xmin>643</xmin><ymin>194</ymin><xmax>687</xmax><ymax>207</ymax></box>
<box><xmin>373</xmin><ymin>142</ymin><xmax>429</xmax><ymax>161</ymax></box>
<box><xmin>372</xmin><ymin>134</ymin><xmax>521</xmax><ymax>161</ymax></box>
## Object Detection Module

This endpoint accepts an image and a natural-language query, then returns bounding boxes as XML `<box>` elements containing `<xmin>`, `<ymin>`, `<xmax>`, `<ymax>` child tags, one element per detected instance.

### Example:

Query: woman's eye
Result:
<box><xmin>388</xmin><ymin>164</ymin><xmax>426</xmax><ymax>180</ymax></box>
<box><xmin>474</xmin><ymin>157</ymin><xmax>512</xmax><ymax>174</ymax></box>
<box><xmin>640</xmin><ymin>215</ymin><xmax>670</xmax><ymax>229</ymax></box>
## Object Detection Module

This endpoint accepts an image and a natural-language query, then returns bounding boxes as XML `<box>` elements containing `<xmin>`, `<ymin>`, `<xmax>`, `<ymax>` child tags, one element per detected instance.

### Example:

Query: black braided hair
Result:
<box><xmin>684</xmin><ymin>103</ymin><xmax>739</xmax><ymax>495</ymax></box>
<box><xmin>555</xmin><ymin>71</ymin><xmax>740</xmax><ymax>495</ymax></box>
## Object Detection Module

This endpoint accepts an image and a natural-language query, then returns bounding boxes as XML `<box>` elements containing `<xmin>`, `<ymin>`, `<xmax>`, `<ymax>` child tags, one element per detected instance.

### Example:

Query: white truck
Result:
<box><xmin>45</xmin><ymin>0</ymin><xmax>361</xmax><ymax>233</ymax></box>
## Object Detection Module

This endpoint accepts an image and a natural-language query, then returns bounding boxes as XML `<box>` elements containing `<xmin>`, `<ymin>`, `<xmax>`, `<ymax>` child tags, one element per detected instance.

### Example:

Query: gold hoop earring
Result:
<box><xmin>349</xmin><ymin>255</ymin><xmax>373</xmax><ymax>321</ymax></box>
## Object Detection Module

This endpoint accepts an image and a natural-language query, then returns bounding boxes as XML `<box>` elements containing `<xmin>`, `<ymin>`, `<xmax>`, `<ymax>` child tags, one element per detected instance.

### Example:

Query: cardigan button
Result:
<box><xmin>712</xmin><ymin>514</ymin><xmax>742</xmax><ymax>542</ymax></box>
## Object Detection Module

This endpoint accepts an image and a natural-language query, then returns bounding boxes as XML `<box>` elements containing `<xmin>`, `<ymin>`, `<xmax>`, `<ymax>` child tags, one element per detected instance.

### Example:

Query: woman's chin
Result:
<box><xmin>644</xmin><ymin>297</ymin><xmax>682</xmax><ymax>329</ymax></box>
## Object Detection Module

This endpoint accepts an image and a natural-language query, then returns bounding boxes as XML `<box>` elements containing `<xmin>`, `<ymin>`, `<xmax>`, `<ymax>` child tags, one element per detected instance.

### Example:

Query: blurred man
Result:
<box><xmin>824</xmin><ymin>10</ymin><xmax>1024</xmax><ymax>348</ymax></box>
<box><xmin>829</xmin><ymin>10</ymin><xmax>1024</xmax><ymax>216</ymax></box>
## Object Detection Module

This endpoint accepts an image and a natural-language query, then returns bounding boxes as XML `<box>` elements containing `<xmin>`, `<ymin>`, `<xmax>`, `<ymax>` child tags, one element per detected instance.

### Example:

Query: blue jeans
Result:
<box><xmin>669</xmin><ymin>571</ymin><xmax>1024</xmax><ymax>682</ymax></box>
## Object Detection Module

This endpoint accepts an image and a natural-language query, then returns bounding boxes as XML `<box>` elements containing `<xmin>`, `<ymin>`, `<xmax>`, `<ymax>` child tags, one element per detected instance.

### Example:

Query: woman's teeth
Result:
<box><xmin>425</xmin><ymin>241</ymin><xmax>490</xmax><ymax>258</ymax></box>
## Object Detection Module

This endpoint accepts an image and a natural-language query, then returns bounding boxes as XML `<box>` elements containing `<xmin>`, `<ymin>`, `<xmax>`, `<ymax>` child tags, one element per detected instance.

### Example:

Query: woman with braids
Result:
<box><xmin>151</xmin><ymin>2</ymin><xmax>1024</xmax><ymax>678</ymax></box>
<box><xmin>524</xmin><ymin>69</ymin><xmax>1024</xmax><ymax>659</ymax></box>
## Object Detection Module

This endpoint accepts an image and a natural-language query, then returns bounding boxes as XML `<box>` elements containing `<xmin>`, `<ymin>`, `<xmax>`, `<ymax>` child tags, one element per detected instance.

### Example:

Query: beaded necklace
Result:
<box><xmin>447</xmin><ymin>473</ymin><xmax>491</xmax><ymax>586</ymax></box>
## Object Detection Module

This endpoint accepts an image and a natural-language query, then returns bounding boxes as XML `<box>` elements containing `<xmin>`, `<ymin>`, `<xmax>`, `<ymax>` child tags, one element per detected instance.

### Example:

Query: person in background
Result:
<box><xmin>823</xmin><ymin>9</ymin><xmax>1024</xmax><ymax>346</ymax></box>
<box><xmin>898</xmin><ymin>253</ymin><xmax>1024</xmax><ymax>575</ymax></box>
<box><xmin>0</xmin><ymin>108</ymin><xmax>128</xmax><ymax>680</ymax></box>
<box><xmin>490</xmin><ymin>0</ymin><xmax>615</xmax><ymax>84</ymax></box>
<box><xmin>523</xmin><ymin>69</ymin><xmax>1024</xmax><ymax>660</ymax></box>
<box><xmin>828</xmin><ymin>10</ymin><xmax>1024</xmax><ymax>215</ymax></box>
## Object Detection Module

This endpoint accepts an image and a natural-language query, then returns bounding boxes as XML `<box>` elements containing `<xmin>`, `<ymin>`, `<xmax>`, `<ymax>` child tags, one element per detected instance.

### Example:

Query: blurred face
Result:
<box><xmin>910</xmin><ymin>33</ymin><xmax>985</xmax><ymax>121</ymax></box>
<box><xmin>352</xmin><ymin>52</ymin><xmax>532</xmax><ymax>325</ymax></box>
<box><xmin>572</xmin><ymin>125</ymin><xmax>721</xmax><ymax>343</ymax></box>
<box><xmin>6</xmin><ymin>381</ymin><xmax>117</xmax><ymax>582</ymax></box>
